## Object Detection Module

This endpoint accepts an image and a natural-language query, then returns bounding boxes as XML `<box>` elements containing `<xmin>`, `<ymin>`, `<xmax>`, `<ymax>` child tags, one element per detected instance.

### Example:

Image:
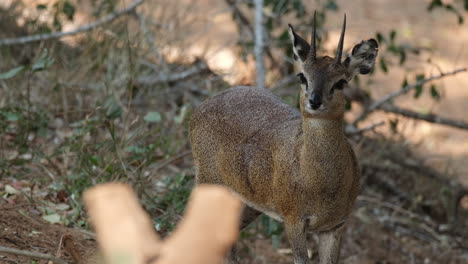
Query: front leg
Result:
<box><xmin>318</xmin><ymin>223</ymin><xmax>345</xmax><ymax>264</ymax></box>
<box><xmin>284</xmin><ymin>218</ymin><xmax>310</xmax><ymax>264</ymax></box>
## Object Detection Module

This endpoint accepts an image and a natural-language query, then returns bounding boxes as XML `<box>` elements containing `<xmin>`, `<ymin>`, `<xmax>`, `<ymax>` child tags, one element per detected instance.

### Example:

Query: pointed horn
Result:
<box><xmin>335</xmin><ymin>14</ymin><xmax>346</xmax><ymax>64</ymax></box>
<box><xmin>310</xmin><ymin>11</ymin><xmax>317</xmax><ymax>60</ymax></box>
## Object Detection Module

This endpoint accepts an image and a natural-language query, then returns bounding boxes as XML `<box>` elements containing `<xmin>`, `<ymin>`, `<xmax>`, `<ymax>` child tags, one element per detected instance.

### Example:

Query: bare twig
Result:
<box><xmin>357</xmin><ymin>195</ymin><xmax>429</xmax><ymax>225</ymax></box>
<box><xmin>271</xmin><ymin>74</ymin><xmax>298</xmax><ymax>90</ymax></box>
<box><xmin>137</xmin><ymin>61</ymin><xmax>210</xmax><ymax>85</ymax></box>
<box><xmin>0</xmin><ymin>246</ymin><xmax>68</xmax><ymax>264</ymax></box>
<box><xmin>0</xmin><ymin>0</ymin><xmax>144</xmax><ymax>46</ymax></box>
<box><xmin>254</xmin><ymin>0</ymin><xmax>265</xmax><ymax>89</ymax></box>
<box><xmin>380</xmin><ymin>104</ymin><xmax>468</xmax><ymax>130</ymax></box>
<box><xmin>225</xmin><ymin>0</ymin><xmax>254</xmax><ymax>37</ymax></box>
<box><xmin>152</xmin><ymin>151</ymin><xmax>192</xmax><ymax>174</ymax></box>
<box><xmin>48</xmin><ymin>234</ymin><xmax>65</xmax><ymax>264</ymax></box>
<box><xmin>357</xmin><ymin>196</ymin><xmax>449</xmax><ymax>246</ymax></box>
<box><xmin>345</xmin><ymin>121</ymin><xmax>385</xmax><ymax>135</ymax></box>
<box><xmin>353</xmin><ymin>68</ymin><xmax>467</xmax><ymax>124</ymax></box>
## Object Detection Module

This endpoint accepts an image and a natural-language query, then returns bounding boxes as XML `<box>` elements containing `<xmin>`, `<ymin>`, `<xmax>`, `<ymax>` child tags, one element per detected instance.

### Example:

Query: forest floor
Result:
<box><xmin>1</xmin><ymin>136</ymin><xmax>467</xmax><ymax>263</ymax></box>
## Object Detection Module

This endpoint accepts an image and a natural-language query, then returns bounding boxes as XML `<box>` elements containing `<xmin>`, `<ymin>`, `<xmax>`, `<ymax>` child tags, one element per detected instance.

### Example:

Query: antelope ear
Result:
<box><xmin>343</xmin><ymin>39</ymin><xmax>379</xmax><ymax>80</ymax></box>
<box><xmin>288</xmin><ymin>24</ymin><xmax>310</xmax><ymax>62</ymax></box>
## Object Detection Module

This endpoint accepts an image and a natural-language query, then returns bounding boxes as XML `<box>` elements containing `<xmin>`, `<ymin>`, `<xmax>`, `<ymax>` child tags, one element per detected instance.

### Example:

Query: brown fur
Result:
<box><xmin>189</xmin><ymin>21</ymin><xmax>378</xmax><ymax>264</ymax></box>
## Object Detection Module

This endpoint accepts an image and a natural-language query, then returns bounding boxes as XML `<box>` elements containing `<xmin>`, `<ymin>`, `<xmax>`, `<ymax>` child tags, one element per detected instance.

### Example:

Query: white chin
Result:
<box><xmin>306</xmin><ymin>104</ymin><xmax>326</xmax><ymax>113</ymax></box>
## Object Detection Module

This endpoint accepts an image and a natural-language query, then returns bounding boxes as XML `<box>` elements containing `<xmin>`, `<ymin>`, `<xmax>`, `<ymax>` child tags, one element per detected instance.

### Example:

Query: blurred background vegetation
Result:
<box><xmin>0</xmin><ymin>0</ymin><xmax>468</xmax><ymax>263</ymax></box>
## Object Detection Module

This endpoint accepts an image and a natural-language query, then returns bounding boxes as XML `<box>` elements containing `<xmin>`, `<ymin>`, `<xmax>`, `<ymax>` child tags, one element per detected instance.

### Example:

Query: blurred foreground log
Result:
<box><xmin>84</xmin><ymin>183</ymin><xmax>242</xmax><ymax>264</ymax></box>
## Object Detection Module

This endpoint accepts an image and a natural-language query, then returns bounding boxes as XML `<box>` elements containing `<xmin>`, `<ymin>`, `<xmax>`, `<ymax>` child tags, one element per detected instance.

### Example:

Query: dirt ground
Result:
<box><xmin>1</xmin><ymin>176</ymin><xmax>467</xmax><ymax>264</ymax></box>
<box><xmin>0</xmin><ymin>195</ymin><xmax>97</xmax><ymax>264</ymax></box>
<box><xmin>1</xmin><ymin>137</ymin><xmax>467</xmax><ymax>263</ymax></box>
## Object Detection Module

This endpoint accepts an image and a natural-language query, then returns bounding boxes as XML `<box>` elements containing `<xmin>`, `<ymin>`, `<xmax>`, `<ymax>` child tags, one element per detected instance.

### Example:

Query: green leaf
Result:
<box><xmin>4</xmin><ymin>112</ymin><xmax>20</xmax><ymax>121</ymax></box>
<box><xmin>416</xmin><ymin>74</ymin><xmax>425</xmax><ymax>82</ymax></box>
<box><xmin>465</xmin><ymin>0</ymin><xmax>468</xmax><ymax>10</ymax></box>
<box><xmin>63</xmin><ymin>1</ymin><xmax>76</xmax><ymax>20</ymax></box>
<box><xmin>414</xmin><ymin>74</ymin><xmax>425</xmax><ymax>98</ymax></box>
<box><xmin>376</xmin><ymin>32</ymin><xmax>385</xmax><ymax>44</ymax></box>
<box><xmin>399</xmin><ymin>50</ymin><xmax>407</xmax><ymax>65</ymax></box>
<box><xmin>144</xmin><ymin>111</ymin><xmax>162</xmax><ymax>123</ymax></box>
<box><xmin>53</xmin><ymin>15</ymin><xmax>61</xmax><ymax>30</ymax></box>
<box><xmin>0</xmin><ymin>66</ymin><xmax>26</xmax><ymax>80</ymax></box>
<box><xmin>125</xmin><ymin>145</ymin><xmax>146</xmax><ymax>154</ymax></box>
<box><xmin>379</xmin><ymin>57</ymin><xmax>388</xmax><ymax>73</ymax></box>
<box><xmin>401</xmin><ymin>78</ymin><xmax>409</xmax><ymax>89</ymax></box>
<box><xmin>430</xmin><ymin>85</ymin><xmax>440</xmax><ymax>101</ymax></box>
<box><xmin>32</xmin><ymin>50</ymin><xmax>54</xmax><ymax>72</ymax></box>
<box><xmin>389</xmin><ymin>119</ymin><xmax>399</xmax><ymax>134</ymax></box>
<box><xmin>42</xmin><ymin>213</ymin><xmax>61</xmax><ymax>224</ymax></box>
<box><xmin>37</xmin><ymin>4</ymin><xmax>47</xmax><ymax>10</ymax></box>
<box><xmin>103</xmin><ymin>97</ymin><xmax>122</xmax><ymax>119</ymax></box>
<box><xmin>390</xmin><ymin>30</ymin><xmax>396</xmax><ymax>42</ymax></box>
<box><xmin>414</xmin><ymin>85</ymin><xmax>423</xmax><ymax>98</ymax></box>
<box><xmin>292</xmin><ymin>0</ymin><xmax>306</xmax><ymax>17</ymax></box>
<box><xmin>325</xmin><ymin>1</ymin><xmax>339</xmax><ymax>11</ymax></box>
<box><xmin>428</xmin><ymin>0</ymin><xmax>443</xmax><ymax>11</ymax></box>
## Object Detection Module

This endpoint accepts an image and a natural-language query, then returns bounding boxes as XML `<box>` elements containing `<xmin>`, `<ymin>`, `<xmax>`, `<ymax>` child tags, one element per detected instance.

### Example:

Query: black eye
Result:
<box><xmin>333</xmin><ymin>79</ymin><xmax>347</xmax><ymax>90</ymax></box>
<box><xmin>296</xmin><ymin>73</ymin><xmax>308</xmax><ymax>90</ymax></box>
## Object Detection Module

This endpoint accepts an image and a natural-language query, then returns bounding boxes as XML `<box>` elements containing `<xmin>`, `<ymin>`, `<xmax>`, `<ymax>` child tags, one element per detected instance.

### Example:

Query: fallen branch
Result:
<box><xmin>345</xmin><ymin>121</ymin><xmax>385</xmax><ymax>135</ymax></box>
<box><xmin>0</xmin><ymin>246</ymin><xmax>68</xmax><ymax>264</ymax></box>
<box><xmin>137</xmin><ymin>60</ymin><xmax>210</xmax><ymax>85</ymax></box>
<box><xmin>380</xmin><ymin>104</ymin><xmax>468</xmax><ymax>130</ymax></box>
<box><xmin>0</xmin><ymin>0</ymin><xmax>144</xmax><ymax>46</ymax></box>
<box><xmin>353</xmin><ymin>68</ymin><xmax>467</xmax><ymax>124</ymax></box>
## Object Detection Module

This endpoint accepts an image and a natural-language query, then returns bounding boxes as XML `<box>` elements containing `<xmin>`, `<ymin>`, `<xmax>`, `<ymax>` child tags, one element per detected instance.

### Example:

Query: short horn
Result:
<box><xmin>310</xmin><ymin>10</ymin><xmax>317</xmax><ymax>60</ymax></box>
<box><xmin>335</xmin><ymin>14</ymin><xmax>346</xmax><ymax>64</ymax></box>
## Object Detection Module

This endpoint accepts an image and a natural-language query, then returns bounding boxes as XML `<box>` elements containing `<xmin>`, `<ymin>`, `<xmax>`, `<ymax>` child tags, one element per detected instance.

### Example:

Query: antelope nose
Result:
<box><xmin>309</xmin><ymin>93</ymin><xmax>322</xmax><ymax>110</ymax></box>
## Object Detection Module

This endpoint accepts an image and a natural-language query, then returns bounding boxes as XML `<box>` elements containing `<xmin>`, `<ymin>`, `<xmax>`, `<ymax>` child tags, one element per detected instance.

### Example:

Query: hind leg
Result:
<box><xmin>318</xmin><ymin>223</ymin><xmax>345</xmax><ymax>264</ymax></box>
<box><xmin>228</xmin><ymin>206</ymin><xmax>262</xmax><ymax>263</ymax></box>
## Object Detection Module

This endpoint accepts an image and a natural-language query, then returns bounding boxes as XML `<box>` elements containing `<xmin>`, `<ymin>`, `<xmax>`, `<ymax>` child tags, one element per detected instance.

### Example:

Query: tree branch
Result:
<box><xmin>345</xmin><ymin>121</ymin><xmax>385</xmax><ymax>135</ymax></box>
<box><xmin>0</xmin><ymin>0</ymin><xmax>144</xmax><ymax>46</ymax></box>
<box><xmin>224</xmin><ymin>0</ymin><xmax>279</xmax><ymax>69</ymax></box>
<box><xmin>353</xmin><ymin>67</ymin><xmax>467</xmax><ymax>124</ymax></box>
<box><xmin>0</xmin><ymin>246</ymin><xmax>68</xmax><ymax>264</ymax></box>
<box><xmin>254</xmin><ymin>0</ymin><xmax>265</xmax><ymax>89</ymax></box>
<box><xmin>380</xmin><ymin>104</ymin><xmax>468</xmax><ymax>130</ymax></box>
<box><xmin>136</xmin><ymin>60</ymin><xmax>210</xmax><ymax>85</ymax></box>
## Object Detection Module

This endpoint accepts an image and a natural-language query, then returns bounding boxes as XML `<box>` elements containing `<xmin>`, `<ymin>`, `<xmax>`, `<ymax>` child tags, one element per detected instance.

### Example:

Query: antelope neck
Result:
<box><xmin>300</xmin><ymin>118</ymin><xmax>345</xmax><ymax>155</ymax></box>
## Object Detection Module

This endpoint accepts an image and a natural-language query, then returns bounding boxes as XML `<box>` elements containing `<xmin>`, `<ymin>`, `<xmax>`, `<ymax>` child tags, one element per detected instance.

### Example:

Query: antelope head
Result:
<box><xmin>289</xmin><ymin>13</ymin><xmax>379</xmax><ymax>120</ymax></box>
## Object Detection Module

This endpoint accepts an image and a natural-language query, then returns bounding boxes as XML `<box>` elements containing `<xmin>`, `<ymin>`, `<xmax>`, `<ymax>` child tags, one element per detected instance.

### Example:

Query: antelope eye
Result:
<box><xmin>333</xmin><ymin>79</ymin><xmax>348</xmax><ymax>90</ymax></box>
<box><xmin>296</xmin><ymin>73</ymin><xmax>308</xmax><ymax>89</ymax></box>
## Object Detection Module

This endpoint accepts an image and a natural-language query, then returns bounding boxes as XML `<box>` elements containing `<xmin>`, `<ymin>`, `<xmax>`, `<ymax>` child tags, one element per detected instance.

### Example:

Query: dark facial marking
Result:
<box><xmin>333</xmin><ymin>79</ymin><xmax>348</xmax><ymax>90</ymax></box>
<box><xmin>329</xmin><ymin>79</ymin><xmax>347</xmax><ymax>96</ymax></box>
<box><xmin>297</xmin><ymin>73</ymin><xmax>308</xmax><ymax>90</ymax></box>
<box><xmin>359</xmin><ymin>67</ymin><xmax>371</xmax><ymax>74</ymax></box>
